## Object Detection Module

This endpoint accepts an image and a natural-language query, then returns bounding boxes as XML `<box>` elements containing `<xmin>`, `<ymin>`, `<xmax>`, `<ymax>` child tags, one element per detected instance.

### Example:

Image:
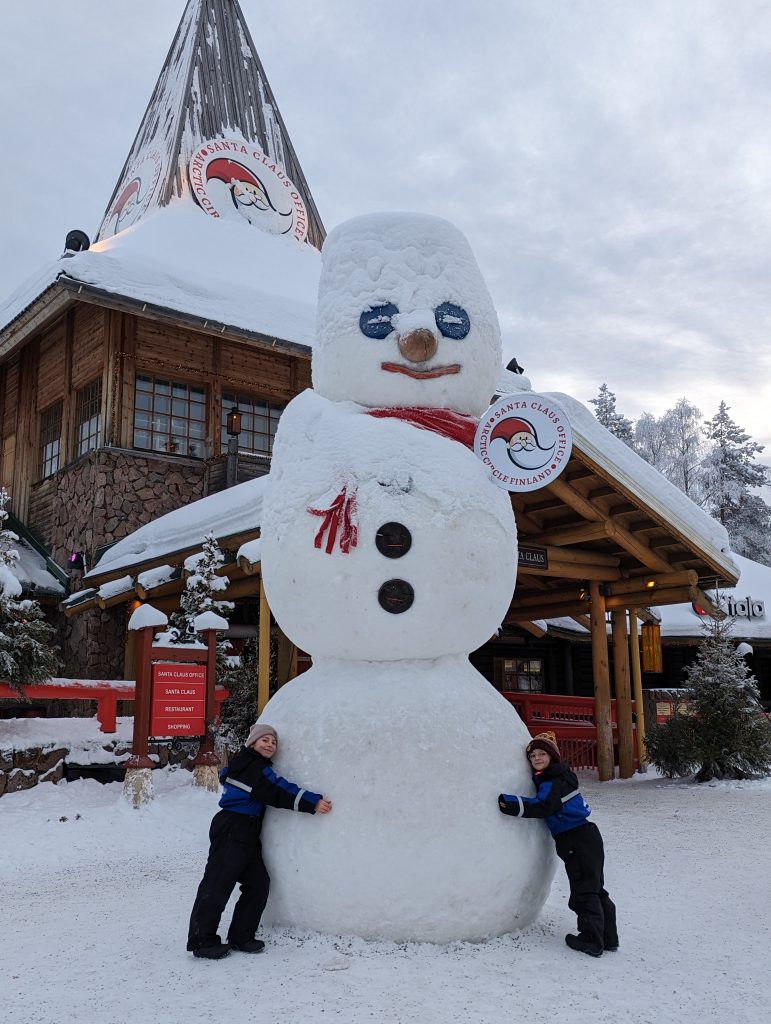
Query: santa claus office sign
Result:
<box><xmin>189</xmin><ymin>138</ymin><xmax>308</xmax><ymax>242</ymax></box>
<box><xmin>150</xmin><ymin>663</ymin><xmax>207</xmax><ymax>736</ymax></box>
<box><xmin>475</xmin><ymin>394</ymin><xmax>573</xmax><ymax>492</ymax></box>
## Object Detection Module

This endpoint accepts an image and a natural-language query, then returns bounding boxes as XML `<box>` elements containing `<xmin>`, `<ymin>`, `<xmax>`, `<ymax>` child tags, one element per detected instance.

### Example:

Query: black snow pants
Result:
<box><xmin>554</xmin><ymin>821</ymin><xmax>618</xmax><ymax>949</ymax></box>
<box><xmin>187</xmin><ymin>809</ymin><xmax>270</xmax><ymax>950</ymax></box>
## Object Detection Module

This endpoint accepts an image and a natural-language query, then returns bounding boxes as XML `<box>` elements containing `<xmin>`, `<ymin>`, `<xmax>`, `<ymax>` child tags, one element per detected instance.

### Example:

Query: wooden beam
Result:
<box><xmin>514</xmin><ymin>621</ymin><xmax>547</xmax><ymax>638</ymax></box>
<box><xmin>505</xmin><ymin>600</ymin><xmax>588</xmax><ymax>622</ymax></box>
<box><xmin>571</xmin><ymin>614</ymin><xmax>592</xmax><ymax>631</ymax></box>
<box><xmin>691</xmin><ymin>587</ymin><xmax>725</xmax><ymax>618</ymax></box>
<box><xmin>611</xmin><ymin>610</ymin><xmax>634</xmax><ymax>779</ymax></box>
<box><xmin>604</xmin><ymin>585</ymin><xmax>698</xmax><ymax>611</ymax></box>
<box><xmin>606</xmin><ymin>570</ymin><xmax>698</xmax><ymax>598</ymax></box>
<box><xmin>611</xmin><ymin>521</ymin><xmax>675</xmax><ymax>572</ymax></box>
<box><xmin>544</xmin><ymin>545</ymin><xmax>620</xmax><ymax>568</ymax></box>
<box><xmin>532</xmin><ymin>562</ymin><xmax>622</xmax><ymax>581</ymax></box>
<box><xmin>97</xmin><ymin>587</ymin><xmax>138</xmax><ymax>610</ymax></box>
<box><xmin>629</xmin><ymin>609</ymin><xmax>647</xmax><ymax>769</ymax></box>
<box><xmin>590</xmin><ymin>582</ymin><xmax>614</xmax><ymax>782</ymax></box>
<box><xmin>532</xmin><ymin>521</ymin><xmax>614</xmax><ymax>547</ymax></box>
<box><xmin>546</xmin><ymin>477</ymin><xmax>604</xmax><ymax>522</ymax></box>
<box><xmin>135</xmin><ymin>571</ymin><xmax>183</xmax><ymax>600</ymax></box>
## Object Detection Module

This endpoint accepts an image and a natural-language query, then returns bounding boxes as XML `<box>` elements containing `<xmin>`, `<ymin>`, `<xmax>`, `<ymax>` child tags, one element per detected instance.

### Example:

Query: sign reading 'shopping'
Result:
<box><xmin>475</xmin><ymin>393</ymin><xmax>573</xmax><ymax>492</ymax></box>
<box><xmin>189</xmin><ymin>139</ymin><xmax>308</xmax><ymax>241</ymax></box>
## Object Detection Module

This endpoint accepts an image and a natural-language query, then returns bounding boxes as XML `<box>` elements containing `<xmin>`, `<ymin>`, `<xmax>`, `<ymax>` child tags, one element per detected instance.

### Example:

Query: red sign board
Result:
<box><xmin>150</xmin><ymin>663</ymin><xmax>207</xmax><ymax>736</ymax></box>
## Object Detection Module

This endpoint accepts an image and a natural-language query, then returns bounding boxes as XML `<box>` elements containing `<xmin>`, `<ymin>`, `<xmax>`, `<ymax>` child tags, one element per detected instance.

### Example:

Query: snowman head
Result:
<box><xmin>313</xmin><ymin>213</ymin><xmax>502</xmax><ymax>417</ymax></box>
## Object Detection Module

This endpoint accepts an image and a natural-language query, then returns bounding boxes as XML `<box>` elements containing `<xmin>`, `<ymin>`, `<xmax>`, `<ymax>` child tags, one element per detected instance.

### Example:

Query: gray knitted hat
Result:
<box><xmin>246</xmin><ymin>723</ymin><xmax>278</xmax><ymax>748</ymax></box>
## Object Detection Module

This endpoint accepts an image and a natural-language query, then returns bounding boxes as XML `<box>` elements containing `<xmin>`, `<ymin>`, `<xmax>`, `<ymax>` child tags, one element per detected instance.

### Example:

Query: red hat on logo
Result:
<box><xmin>113</xmin><ymin>177</ymin><xmax>140</xmax><ymax>217</ymax></box>
<box><xmin>206</xmin><ymin>158</ymin><xmax>259</xmax><ymax>188</ymax></box>
<box><xmin>490</xmin><ymin>417</ymin><xmax>535</xmax><ymax>444</ymax></box>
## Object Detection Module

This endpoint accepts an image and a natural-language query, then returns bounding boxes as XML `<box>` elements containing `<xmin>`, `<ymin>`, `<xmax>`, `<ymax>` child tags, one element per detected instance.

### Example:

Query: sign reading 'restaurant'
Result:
<box><xmin>150</xmin><ymin>663</ymin><xmax>207</xmax><ymax>737</ymax></box>
<box><xmin>475</xmin><ymin>394</ymin><xmax>573</xmax><ymax>493</ymax></box>
<box><xmin>189</xmin><ymin>138</ymin><xmax>308</xmax><ymax>242</ymax></box>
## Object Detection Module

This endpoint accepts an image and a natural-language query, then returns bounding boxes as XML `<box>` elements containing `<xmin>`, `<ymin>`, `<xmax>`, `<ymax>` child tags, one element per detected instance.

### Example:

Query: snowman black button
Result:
<box><xmin>375</xmin><ymin>522</ymin><xmax>412</xmax><ymax>558</ymax></box>
<box><xmin>378</xmin><ymin>579</ymin><xmax>414</xmax><ymax>614</ymax></box>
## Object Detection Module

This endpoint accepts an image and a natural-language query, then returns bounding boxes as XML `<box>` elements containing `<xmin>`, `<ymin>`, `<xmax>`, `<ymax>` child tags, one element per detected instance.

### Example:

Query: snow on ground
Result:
<box><xmin>2</xmin><ymin>766</ymin><xmax>769</xmax><ymax>1024</ymax></box>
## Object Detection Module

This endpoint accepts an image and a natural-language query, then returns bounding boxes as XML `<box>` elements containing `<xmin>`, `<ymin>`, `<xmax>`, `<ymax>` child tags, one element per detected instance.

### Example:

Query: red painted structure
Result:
<box><xmin>502</xmin><ymin>692</ymin><xmax>638</xmax><ymax>771</ymax></box>
<box><xmin>0</xmin><ymin>679</ymin><xmax>229</xmax><ymax>734</ymax></box>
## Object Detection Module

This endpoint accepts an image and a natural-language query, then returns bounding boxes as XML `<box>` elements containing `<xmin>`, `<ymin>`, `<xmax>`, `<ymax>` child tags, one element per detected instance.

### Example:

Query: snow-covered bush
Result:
<box><xmin>0</xmin><ymin>488</ymin><xmax>62</xmax><ymax>697</ymax></box>
<box><xmin>646</xmin><ymin>616</ymin><xmax>771</xmax><ymax>782</ymax></box>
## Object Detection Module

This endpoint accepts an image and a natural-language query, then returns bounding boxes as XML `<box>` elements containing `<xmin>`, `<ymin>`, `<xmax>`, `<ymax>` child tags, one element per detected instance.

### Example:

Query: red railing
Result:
<box><xmin>501</xmin><ymin>692</ymin><xmax>637</xmax><ymax>771</ymax></box>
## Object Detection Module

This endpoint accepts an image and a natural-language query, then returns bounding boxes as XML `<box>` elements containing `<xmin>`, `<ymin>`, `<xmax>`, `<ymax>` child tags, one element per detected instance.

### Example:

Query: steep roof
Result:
<box><xmin>0</xmin><ymin>0</ymin><xmax>324</xmax><ymax>355</ymax></box>
<box><xmin>95</xmin><ymin>0</ymin><xmax>324</xmax><ymax>248</ymax></box>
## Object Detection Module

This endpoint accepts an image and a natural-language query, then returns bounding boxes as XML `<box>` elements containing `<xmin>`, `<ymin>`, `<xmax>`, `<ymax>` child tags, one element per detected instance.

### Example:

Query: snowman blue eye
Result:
<box><xmin>434</xmin><ymin>302</ymin><xmax>470</xmax><ymax>340</ymax></box>
<box><xmin>360</xmin><ymin>303</ymin><xmax>400</xmax><ymax>339</ymax></box>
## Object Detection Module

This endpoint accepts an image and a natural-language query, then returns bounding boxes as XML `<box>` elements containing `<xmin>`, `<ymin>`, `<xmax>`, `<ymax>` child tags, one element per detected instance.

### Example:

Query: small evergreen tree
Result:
<box><xmin>646</xmin><ymin>615</ymin><xmax>771</xmax><ymax>782</ymax></box>
<box><xmin>589</xmin><ymin>383</ymin><xmax>635</xmax><ymax>447</ymax></box>
<box><xmin>0</xmin><ymin>488</ymin><xmax>62</xmax><ymax>697</ymax></box>
<box><xmin>169</xmin><ymin>532</ymin><xmax>234</xmax><ymax>679</ymax></box>
<box><xmin>701</xmin><ymin>402</ymin><xmax>769</xmax><ymax>525</ymax></box>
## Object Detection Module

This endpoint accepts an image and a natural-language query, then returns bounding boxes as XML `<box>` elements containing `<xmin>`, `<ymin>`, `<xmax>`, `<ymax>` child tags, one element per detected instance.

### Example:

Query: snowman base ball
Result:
<box><xmin>261</xmin><ymin>655</ymin><xmax>556</xmax><ymax>943</ymax></box>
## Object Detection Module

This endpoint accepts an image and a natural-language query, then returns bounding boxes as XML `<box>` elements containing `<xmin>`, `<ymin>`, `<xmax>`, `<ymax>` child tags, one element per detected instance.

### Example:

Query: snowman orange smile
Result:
<box><xmin>381</xmin><ymin>362</ymin><xmax>461</xmax><ymax>379</ymax></box>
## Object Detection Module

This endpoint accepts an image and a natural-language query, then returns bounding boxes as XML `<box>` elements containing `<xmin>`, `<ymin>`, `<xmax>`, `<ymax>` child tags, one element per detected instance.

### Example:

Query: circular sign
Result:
<box><xmin>103</xmin><ymin>150</ymin><xmax>163</xmax><ymax>238</ymax></box>
<box><xmin>474</xmin><ymin>394</ymin><xmax>573</xmax><ymax>492</ymax></box>
<box><xmin>188</xmin><ymin>139</ymin><xmax>308</xmax><ymax>242</ymax></box>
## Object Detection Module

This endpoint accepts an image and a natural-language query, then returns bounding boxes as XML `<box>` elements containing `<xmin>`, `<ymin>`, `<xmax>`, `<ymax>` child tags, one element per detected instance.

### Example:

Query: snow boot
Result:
<box><xmin>192</xmin><ymin>943</ymin><xmax>230</xmax><ymax>960</ymax></box>
<box><xmin>565</xmin><ymin>933</ymin><xmax>603</xmax><ymax>957</ymax></box>
<box><xmin>604</xmin><ymin>936</ymin><xmax>619</xmax><ymax>952</ymax></box>
<box><xmin>230</xmin><ymin>939</ymin><xmax>266</xmax><ymax>954</ymax></box>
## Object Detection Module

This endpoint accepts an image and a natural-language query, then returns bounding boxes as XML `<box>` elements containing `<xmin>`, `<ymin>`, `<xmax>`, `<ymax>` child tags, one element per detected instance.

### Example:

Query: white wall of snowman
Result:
<box><xmin>260</xmin><ymin>213</ymin><xmax>555</xmax><ymax>942</ymax></box>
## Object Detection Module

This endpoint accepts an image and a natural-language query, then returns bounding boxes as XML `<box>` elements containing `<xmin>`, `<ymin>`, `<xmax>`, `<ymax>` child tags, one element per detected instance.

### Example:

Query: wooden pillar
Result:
<box><xmin>629</xmin><ymin>609</ymin><xmax>647</xmax><ymax>770</ymax></box>
<box><xmin>128</xmin><ymin>625</ymin><xmax>153</xmax><ymax>766</ymax></box>
<box><xmin>258</xmin><ymin>576</ymin><xmax>271</xmax><ymax>714</ymax></box>
<box><xmin>611</xmin><ymin>609</ymin><xmax>634</xmax><ymax>779</ymax></box>
<box><xmin>276</xmin><ymin>627</ymin><xmax>295</xmax><ymax>688</ymax></box>
<box><xmin>590</xmin><ymin>582</ymin><xmax>614</xmax><ymax>781</ymax></box>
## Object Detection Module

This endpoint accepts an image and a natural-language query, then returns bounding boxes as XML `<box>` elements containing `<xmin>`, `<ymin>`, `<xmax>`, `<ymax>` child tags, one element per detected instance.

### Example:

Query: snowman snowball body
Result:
<box><xmin>260</xmin><ymin>213</ymin><xmax>555</xmax><ymax>941</ymax></box>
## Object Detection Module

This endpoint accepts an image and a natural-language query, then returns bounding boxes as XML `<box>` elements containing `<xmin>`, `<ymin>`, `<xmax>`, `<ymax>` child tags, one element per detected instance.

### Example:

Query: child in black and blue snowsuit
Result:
<box><xmin>498</xmin><ymin>730</ymin><xmax>618</xmax><ymax>957</ymax></box>
<box><xmin>187</xmin><ymin>723</ymin><xmax>332</xmax><ymax>960</ymax></box>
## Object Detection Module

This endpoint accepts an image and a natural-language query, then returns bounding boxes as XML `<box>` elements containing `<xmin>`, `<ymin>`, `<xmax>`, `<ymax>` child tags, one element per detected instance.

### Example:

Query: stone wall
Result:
<box><xmin>0</xmin><ymin>738</ymin><xmax>201</xmax><ymax>796</ymax></box>
<box><xmin>49</xmin><ymin>447</ymin><xmax>205</xmax><ymax>567</ymax></box>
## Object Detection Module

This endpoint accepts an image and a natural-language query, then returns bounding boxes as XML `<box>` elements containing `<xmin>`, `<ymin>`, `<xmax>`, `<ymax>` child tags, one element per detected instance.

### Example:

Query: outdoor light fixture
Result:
<box><xmin>226</xmin><ymin>406</ymin><xmax>242</xmax><ymax>436</ymax></box>
<box><xmin>579</xmin><ymin>582</ymin><xmax>590</xmax><ymax>602</ymax></box>
<box><xmin>645</xmin><ymin>577</ymin><xmax>657</xmax><ymax>590</ymax></box>
<box><xmin>69</xmin><ymin>551</ymin><xmax>87</xmax><ymax>572</ymax></box>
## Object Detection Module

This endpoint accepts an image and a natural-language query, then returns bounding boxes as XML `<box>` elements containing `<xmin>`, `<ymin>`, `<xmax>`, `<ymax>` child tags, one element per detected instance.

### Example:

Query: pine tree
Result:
<box><xmin>701</xmin><ymin>402</ymin><xmax>771</xmax><ymax>561</ymax></box>
<box><xmin>217</xmin><ymin>637</ymin><xmax>260</xmax><ymax>750</ymax></box>
<box><xmin>589</xmin><ymin>383</ymin><xmax>635</xmax><ymax>447</ymax></box>
<box><xmin>645</xmin><ymin>615</ymin><xmax>771</xmax><ymax>782</ymax></box>
<box><xmin>0</xmin><ymin>488</ymin><xmax>62</xmax><ymax>697</ymax></box>
<box><xmin>169</xmin><ymin>532</ymin><xmax>234</xmax><ymax>678</ymax></box>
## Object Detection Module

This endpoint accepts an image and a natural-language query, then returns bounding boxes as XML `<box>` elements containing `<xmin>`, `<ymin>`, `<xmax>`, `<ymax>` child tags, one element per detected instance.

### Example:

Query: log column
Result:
<box><xmin>258</xmin><ymin>576</ymin><xmax>271</xmax><ymax>714</ymax></box>
<box><xmin>611</xmin><ymin>610</ymin><xmax>634</xmax><ymax>779</ymax></box>
<box><xmin>590</xmin><ymin>582</ymin><xmax>614</xmax><ymax>781</ymax></box>
<box><xmin>629</xmin><ymin>609</ymin><xmax>647</xmax><ymax>771</ymax></box>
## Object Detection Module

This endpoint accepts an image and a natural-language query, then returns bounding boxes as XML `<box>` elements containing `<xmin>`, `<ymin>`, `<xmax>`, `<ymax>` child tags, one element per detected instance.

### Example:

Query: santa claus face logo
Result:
<box><xmin>189</xmin><ymin>140</ymin><xmax>308</xmax><ymax>242</ymax></box>
<box><xmin>103</xmin><ymin>151</ymin><xmax>162</xmax><ymax>238</ymax></box>
<box><xmin>475</xmin><ymin>395</ymin><xmax>573</xmax><ymax>492</ymax></box>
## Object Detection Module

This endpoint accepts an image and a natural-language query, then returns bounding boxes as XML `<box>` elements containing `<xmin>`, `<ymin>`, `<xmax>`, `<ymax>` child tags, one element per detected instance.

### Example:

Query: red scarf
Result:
<box><xmin>366</xmin><ymin>406</ymin><xmax>478</xmax><ymax>449</ymax></box>
<box><xmin>307</xmin><ymin>407</ymin><xmax>477</xmax><ymax>554</ymax></box>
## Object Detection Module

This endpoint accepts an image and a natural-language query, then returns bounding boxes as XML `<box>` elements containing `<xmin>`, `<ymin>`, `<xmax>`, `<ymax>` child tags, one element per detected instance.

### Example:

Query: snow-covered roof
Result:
<box><xmin>87</xmin><ymin>474</ymin><xmax>269</xmax><ymax>581</ymax></box>
<box><xmin>5</xmin><ymin>537</ymin><xmax>66</xmax><ymax>596</ymax></box>
<box><xmin>496</xmin><ymin>374</ymin><xmax>738</xmax><ymax>583</ymax></box>
<box><xmin>0</xmin><ymin>205</ymin><xmax>319</xmax><ymax>352</ymax></box>
<box><xmin>656</xmin><ymin>553</ymin><xmax>771</xmax><ymax>640</ymax></box>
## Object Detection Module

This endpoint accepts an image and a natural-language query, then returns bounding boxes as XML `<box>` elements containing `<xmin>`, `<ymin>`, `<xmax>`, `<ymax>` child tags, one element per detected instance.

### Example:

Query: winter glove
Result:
<box><xmin>498</xmin><ymin>794</ymin><xmax>522</xmax><ymax>816</ymax></box>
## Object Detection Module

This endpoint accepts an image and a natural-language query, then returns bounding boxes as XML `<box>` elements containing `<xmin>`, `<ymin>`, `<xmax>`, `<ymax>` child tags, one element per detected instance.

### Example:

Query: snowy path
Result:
<box><xmin>3</xmin><ymin>769</ymin><xmax>769</xmax><ymax>1024</ymax></box>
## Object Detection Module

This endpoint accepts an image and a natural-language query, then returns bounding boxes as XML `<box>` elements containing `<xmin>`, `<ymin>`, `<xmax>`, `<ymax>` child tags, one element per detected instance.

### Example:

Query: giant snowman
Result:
<box><xmin>260</xmin><ymin>213</ymin><xmax>555</xmax><ymax>941</ymax></box>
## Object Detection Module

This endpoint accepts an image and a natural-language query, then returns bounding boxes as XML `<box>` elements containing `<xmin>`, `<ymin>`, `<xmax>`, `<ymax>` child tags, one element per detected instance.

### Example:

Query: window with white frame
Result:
<box><xmin>39</xmin><ymin>402</ymin><xmax>63</xmax><ymax>479</ymax></box>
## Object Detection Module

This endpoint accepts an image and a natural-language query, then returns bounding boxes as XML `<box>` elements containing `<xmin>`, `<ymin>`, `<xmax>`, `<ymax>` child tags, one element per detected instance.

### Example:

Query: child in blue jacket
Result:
<box><xmin>498</xmin><ymin>731</ymin><xmax>618</xmax><ymax>957</ymax></box>
<box><xmin>187</xmin><ymin>722</ymin><xmax>332</xmax><ymax>959</ymax></box>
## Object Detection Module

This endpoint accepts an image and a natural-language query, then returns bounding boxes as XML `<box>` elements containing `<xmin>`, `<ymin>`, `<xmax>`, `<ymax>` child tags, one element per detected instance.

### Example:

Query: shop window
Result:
<box><xmin>75</xmin><ymin>378</ymin><xmax>102</xmax><ymax>456</ymax></box>
<box><xmin>220</xmin><ymin>392</ymin><xmax>285</xmax><ymax>456</ymax></box>
<box><xmin>133</xmin><ymin>374</ymin><xmax>207</xmax><ymax>458</ymax></box>
<box><xmin>498</xmin><ymin>657</ymin><xmax>544</xmax><ymax>693</ymax></box>
<box><xmin>39</xmin><ymin>402</ymin><xmax>62</xmax><ymax>479</ymax></box>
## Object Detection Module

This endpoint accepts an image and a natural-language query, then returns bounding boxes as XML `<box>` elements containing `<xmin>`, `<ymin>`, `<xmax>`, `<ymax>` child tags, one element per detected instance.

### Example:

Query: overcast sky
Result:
<box><xmin>2</xmin><ymin>0</ymin><xmax>770</xmax><ymax>457</ymax></box>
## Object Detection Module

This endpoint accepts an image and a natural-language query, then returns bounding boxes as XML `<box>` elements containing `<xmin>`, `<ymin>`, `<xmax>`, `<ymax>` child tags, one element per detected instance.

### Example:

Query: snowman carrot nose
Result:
<box><xmin>398</xmin><ymin>328</ymin><xmax>438</xmax><ymax>363</ymax></box>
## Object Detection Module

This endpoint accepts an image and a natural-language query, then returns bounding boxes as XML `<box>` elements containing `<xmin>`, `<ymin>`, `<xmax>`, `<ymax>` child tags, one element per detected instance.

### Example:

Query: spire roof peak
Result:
<box><xmin>96</xmin><ymin>0</ymin><xmax>324</xmax><ymax>248</ymax></box>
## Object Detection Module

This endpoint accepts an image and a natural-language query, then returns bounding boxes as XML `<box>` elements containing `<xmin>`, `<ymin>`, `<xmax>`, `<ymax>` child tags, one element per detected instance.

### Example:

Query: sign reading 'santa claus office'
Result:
<box><xmin>475</xmin><ymin>394</ymin><xmax>573</xmax><ymax>493</ymax></box>
<box><xmin>150</xmin><ymin>663</ymin><xmax>207</xmax><ymax>737</ymax></box>
<box><xmin>189</xmin><ymin>138</ymin><xmax>308</xmax><ymax>242</ymax></box>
